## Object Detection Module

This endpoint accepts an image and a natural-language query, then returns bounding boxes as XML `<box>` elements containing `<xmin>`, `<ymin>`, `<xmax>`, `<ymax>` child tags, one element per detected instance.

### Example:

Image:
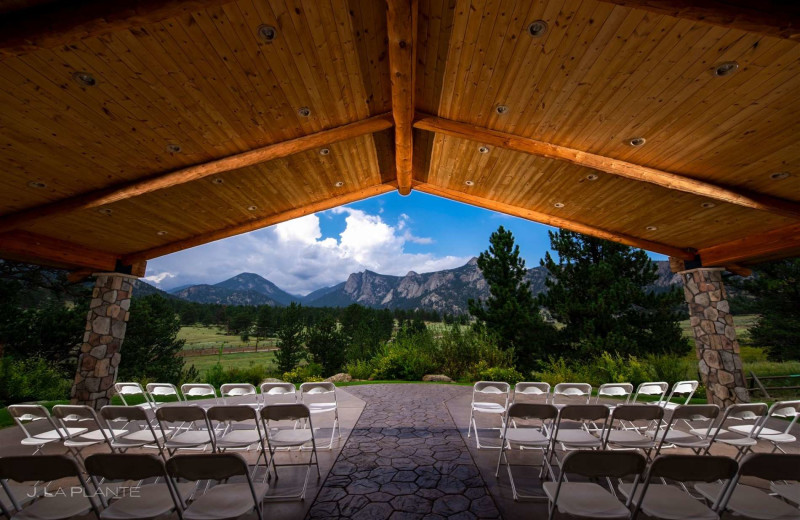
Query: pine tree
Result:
<box><xmin>468</xmin><ymin>226</ymin><xmax>555</xmax><ymax>370</ymax></box>
<box><xmin>306</xmin><ymin>315</ymin><xmax>347</xmax><ymax>375</ymax></box>
<box><xmin>732</xmin><ymin>258</ymin><xmax>800</xmax><ymax>361</ymax></box>
<box><xmin>275</xmin><ymin>302</ymin><xmax>307</xmax><ymax>373</ymax></box>
<box><xmin>539</xmin><ymin>230</ymin><xmax>688</xmax><ymax>359</ymax></box>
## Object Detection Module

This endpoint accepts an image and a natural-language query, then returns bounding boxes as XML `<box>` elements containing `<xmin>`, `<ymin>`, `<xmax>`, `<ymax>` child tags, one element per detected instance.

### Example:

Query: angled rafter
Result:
<box><xmin>123</xmin><ymin>183</ymin><xmax>396</xmax><ymax>263</ymax></box>
<box><xmin>0</xmin><ymin>0</ymin><xmax>241</xmax><ymax>60</ymax></box>
<box><xmin>699</xmin><ymin>223</ymin><xmax>800</xmax><ymax>266</ymax></box>
<box><xmin>597</xmin><ymin>0</ymin><xmax>800</xmax><ymax>41</ymax></box>
<box><xmin>414</xmin><ymin>113</ymin><xmax>800</xmax><ymax>220</ymax></box>
<box><xmin>0</xmin><ymin>114</ymin><xmax>394</xmax><ymax>234</ymax></box>
<box><xmin>0</xmin><ymin>231</ymin><xmax>118</xmax><ymax>271</ymax></box>
<box><xmin>387</xmin><ymin>0</ymin><xmax>418</xmax><ymax>195</ymax></box>
<box><xmin>414</xmin><ymin>182</ymin><xmax>696</xmax><ymax>260</ymax></box>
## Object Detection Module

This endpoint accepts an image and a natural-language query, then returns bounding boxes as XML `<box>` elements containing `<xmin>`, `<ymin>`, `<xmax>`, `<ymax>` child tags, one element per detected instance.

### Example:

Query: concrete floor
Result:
<box><xmin>1</xmin><ymin>385</ymin><xmax>798</xmax><ymax>519</ymax></box>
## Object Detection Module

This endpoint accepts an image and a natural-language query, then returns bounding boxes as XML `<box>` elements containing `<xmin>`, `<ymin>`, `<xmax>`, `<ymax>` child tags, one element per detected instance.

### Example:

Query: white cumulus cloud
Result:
<box><xmin>146</xmin><ymin>207</ymin><xmax>468</xmax><ymax>295</ymax></box>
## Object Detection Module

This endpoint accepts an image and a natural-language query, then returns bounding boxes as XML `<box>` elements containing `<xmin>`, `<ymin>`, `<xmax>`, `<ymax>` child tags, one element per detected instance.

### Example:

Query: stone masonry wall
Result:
<box><xmin>681</xmin><ymin>267</ymin><xmax>748</xmax><ymax>408</ymax></box>
<box><xmin>71</xmin><ymin>273</ymin><xmax>134</xmax><ymax>409</ymax></box>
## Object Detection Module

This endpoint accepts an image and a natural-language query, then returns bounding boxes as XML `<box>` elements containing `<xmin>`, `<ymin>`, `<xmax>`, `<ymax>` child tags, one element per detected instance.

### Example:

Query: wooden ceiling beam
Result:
<box><xmin>0</xmin><ymin>0</ymin><xmax>243</xmax><ymax>60</ymax></box>
<box><xmin>597</xmin><ymin>0</ymin><xmax>800</xmax><ymax>41</ymax></box>
<box><xmin>387</xmin><ymin>0</ymin><xmax>418</xmax><ymax>196</ymax></box>
<box><xmin>414</xmin><ymin>113</ymin><xmax>800</xmax><ymax>220</ymax></box>
<box><xmin>0</xmin><ymin>113</ymin><xmax>394</xmax><ymax>234</ymax></box>
<box><xmin>123</xmin><ymin>183</ymin><xmax>396</xmax><ymax>263</ymax></box>
<box><xmin>0</xmin><ymin>231</ymin><xmax>119</xmax><ymax>271</ymax></box>
<box><xmin>698</xmin><ymin>223</ymin><xmax>800</xmax><ymax>266</ymax></box>
<box><xmin>414</xmin><ymin>182</ymin><xmax>696</xmax><ymax>260</ymax></box>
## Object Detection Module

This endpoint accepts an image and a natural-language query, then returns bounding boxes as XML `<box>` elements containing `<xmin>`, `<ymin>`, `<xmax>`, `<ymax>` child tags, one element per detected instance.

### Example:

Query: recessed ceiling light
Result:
<box><xmin>645</xmin><ymin>225</ymin><xmax>657</xmax><ymax>231</ymax></box>
<box><xmin>212</xmin><ymin>177</ymin><xmax>224</xmax><ymax>185</ymax></box>
<box><xmin>297</xmin><ymin>106</ymin><xmax>311</xmax><ymax>117</ymax></box>
<box><xmin>156</xmin><ymin>231</ymin><xmax>168</xmax><ymax>236</ymax></box>
<box><xmin>714</xmin><ymin>61</ymin><xmax>739</xmax><ymax>77</ymax></box>
<box><xmin>334</xmin><ymin>181</ymin><xmax>344</xmax><ymax>187</ymax></box>
<box><xmin>770</xmin><ymin>171</ymin><xmax>790</xmax><ymax>180</ymax></box>
<box><xmin>586</xmin><ymin>174</ymin><xmax>598</xmax><ymax>181</ymax></box>
<box><xmin>166</xmin><ymin>144</ymin><xmax>181</xmax><ymax>153</ymax></box>
<box><xmin>495</xmin><ymin>105</ymin><xmax>508</xmax><ymax>115</ymax></box>
<box><xmin>247</xmin><ymin>205</ymin><xmax>258</xmax><ymax>211</ymax></box>
<box><xmin>465</xmin><ymin>180</ymin><xmax>475</xmax><ymax>186</ymax></box>
<box><xmin>27</xmin><ymin>181</ymin><xmax>46</xmax><ymax>189</ymax></box>
<box><xmin>628</xmin><ymin>137</ymin><xmax>646</xmax><ymax>147</ymax></box>
<box><xmin>527</xmin><ymin>20</ymin><xmax>548</xmax><ymax>37</ymax></box>
<box><xmin>98</xmin><ymin>208</ymin><xmax>113</xmax><ymax>216</ymax></box>
<box><xmin>319</xmin><ymin>148</ymin><xmax>330</xmax><ymax>156</ymax></box>
<box><xmin>701</xmin><ymin>201</ymin><xmax>716</xmax><ymax>209</ymax></box>
<box><xmin>478</xmin><ymin>146</ymin><xmax>490</xmax><ymax>154</ymax></box>
<box><xmin>72</xmin><ymin>71</ymin><xmax>96</xmax><ymax>87</ymax></box>
<box><xmin>257</xmin><ymin>25</ymin><xmax>277</xmax><ymax>42</ymax></box>
<box><xmin>553</xmin><ymin>202</ymin><xmax>565</xmax><ymax>208</ymax></box>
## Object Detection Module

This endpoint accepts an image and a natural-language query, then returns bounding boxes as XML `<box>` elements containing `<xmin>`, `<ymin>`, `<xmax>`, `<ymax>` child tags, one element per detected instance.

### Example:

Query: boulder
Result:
<box><xmin>422</xmin><ymin>374</ymin><xmax>452</xmax><ymax>382</ymax></box>
<box><xmin>325</xmin><ymin>373</ymin><xmax>352</xmax><ymax>383</ymax></box>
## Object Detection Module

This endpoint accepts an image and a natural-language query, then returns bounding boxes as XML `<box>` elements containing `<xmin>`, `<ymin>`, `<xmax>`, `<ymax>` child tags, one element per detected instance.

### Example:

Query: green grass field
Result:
<box><xmin>184</xmin><ymin>351</ymin><xmax>278</xmax><ymax>372</ymax></box>
<box><xmin>178</xmin><ymin>325</ymin><xmax>277</xmax><ymax>351</ymax></box>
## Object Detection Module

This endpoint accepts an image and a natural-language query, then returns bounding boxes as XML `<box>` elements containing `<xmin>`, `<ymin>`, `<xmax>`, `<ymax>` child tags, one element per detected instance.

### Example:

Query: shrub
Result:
<box><xmin>202</xmin><ymin>362</ymin><xmax>272</xmax><ymax>388</ymax></box>
<box><xmin>533</xmin><ymin>357</ymin><xmax>583</xmax><ymax>386</ymax></box>
<box><xmin>0</xmin><ymin>357</ymin><xmax>71</xmax><ymax>405</ymax></box>
<box><xmin>370</xmin><ymin>329</ymin><xmax>439</xmax><ymax>381</ymax></box>
<box><xmin>476</xmin><ymin>366</ymin><xmax>524</xmax><ymax>385</ymax></box>
<box><xmin>438</xmin><ymin>326</ymin><xmax>513</xmax><ymax>380</ymax></box>
<box><xmin>282</xmin><ymin>364</ymin><xmax>324</xmax><ymax>384</ymax></box>
<box><xmin>643</xmin><ymin>354</ymin><xmax>696</xmax><ymax>386</ymax></box>
<box><xmin>345</xmin><ymin>359</ymin><xmax>374</xmax><ymax>380</ymax></box>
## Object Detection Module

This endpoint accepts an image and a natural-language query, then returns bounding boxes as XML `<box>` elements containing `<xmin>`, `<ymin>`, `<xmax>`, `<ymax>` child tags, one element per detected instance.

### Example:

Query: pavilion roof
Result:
<box><xmin>0</xmin><ymin>0</ymin><xmax>798</xmax><ymax>277</ymax></box>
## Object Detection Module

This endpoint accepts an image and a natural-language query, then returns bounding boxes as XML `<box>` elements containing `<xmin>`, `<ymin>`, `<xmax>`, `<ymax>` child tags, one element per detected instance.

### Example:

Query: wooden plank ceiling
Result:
<box><xmin>0</xmin><ymin>0</ymin><xmax>798</xmax><ymax>275</ymax></box>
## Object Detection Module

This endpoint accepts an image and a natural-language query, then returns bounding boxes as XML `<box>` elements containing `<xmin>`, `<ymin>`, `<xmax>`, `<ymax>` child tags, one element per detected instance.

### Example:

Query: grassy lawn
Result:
<box><xmin>184</xmin><ymin>351</ymin><xmax>278</xmax><ymax>372</ymax></box>
<box><xmin>178</xmin><ymin>325</ymin><xmax>277</xmax><ymax>351</ymax></box>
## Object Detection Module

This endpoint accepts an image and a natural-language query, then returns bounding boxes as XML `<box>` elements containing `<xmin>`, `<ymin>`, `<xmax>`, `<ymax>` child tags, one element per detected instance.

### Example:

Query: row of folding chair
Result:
<box><xmin>545</xmin><ymin>451</ymin><xmax>800</xmax><ymax>520</ymax></box>
<box><xmin>469</xmin><ymin>380</ymin><xmax>699</xmax><ymax>449</ymax></box>
<box><xmin>6</xmin><ymin>402</ymin><xmax>321</xmax><ymax>501</ymax></box>
<box><xmin>495</xmin><ymin>400</ymin><xmax>800</xmax><ymax>501</ymax></box>
<box><xmin>0</xmin><ymin>452</ymin><xmax>269</xmax><ymax>520</ymax></box>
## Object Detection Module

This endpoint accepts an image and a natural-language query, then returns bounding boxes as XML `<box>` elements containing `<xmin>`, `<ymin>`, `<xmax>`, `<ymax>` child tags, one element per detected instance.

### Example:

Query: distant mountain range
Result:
<box><xmin>135</xmin><ymin>259</ymin><xmax>683</xmax><ymax>315</ymax></box>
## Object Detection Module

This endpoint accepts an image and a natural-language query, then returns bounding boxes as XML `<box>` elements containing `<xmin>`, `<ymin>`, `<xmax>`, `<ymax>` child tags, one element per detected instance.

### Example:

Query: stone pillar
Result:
<box><xmin>71</xmin><ymin>273</ymin><xmax>135</xmax><ymax>409</ymax></box>
<box><xmin>680</xmin><ymin>267</ymin><xmax>748</xmax><ymax>408</ymax></box>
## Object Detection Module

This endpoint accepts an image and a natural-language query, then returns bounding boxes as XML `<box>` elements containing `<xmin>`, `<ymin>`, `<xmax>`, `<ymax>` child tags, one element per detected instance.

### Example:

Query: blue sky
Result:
<box><xmin>145</xmin><ymin>191</ymin><xmax>665</xmax><ymax>295</ymax></box>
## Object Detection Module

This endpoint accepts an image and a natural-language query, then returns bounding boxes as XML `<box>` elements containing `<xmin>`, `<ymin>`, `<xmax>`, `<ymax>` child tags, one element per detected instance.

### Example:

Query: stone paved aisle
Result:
<box><xmin>307</xmin><ymin>384</ymin><xmax>501</xmax><ymax>519</ymax></box>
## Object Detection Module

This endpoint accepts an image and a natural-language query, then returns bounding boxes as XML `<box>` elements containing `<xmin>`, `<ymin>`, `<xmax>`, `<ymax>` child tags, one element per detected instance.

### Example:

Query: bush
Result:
<box><xmin>345</xmin><ymin>359</ymin><xmax>374</xmax><ymax>380</ymax></box>
<box><xmin>534</xmin><ymin>353</ymin><xmax>697</xmax><ymax>388</ymax></box>
<box><xmin>282</xmin><ymin>363</ymin><xmax>324</xmax><ymax>384</ymax></box>
<box><xmin>0</xmin><ymin>357</ymin><xmax>71</xmax><ymax>405</ymax></box>
<box><xmin>533</xmin><ymin>357</ymin><xmax>583</xmax><ymax>386</ymax></box>
<box><xmin>438</xmin><ymin>326</ymin><xmax>513</xmax><ymax>380</ymax></box>
<box><xmin>202</xmin><ymin>362</ymin><xmax>272</xmax><ymax>388</ymax></box>
<box><xmin>476</xmin><ymin>365</ymin><xmax>524</xmax><ymax>385</ymax></box>
<box><xmin>370</xmin><ymin>330</ymin><xmax>439</xmax><ymax>381</ymax></box>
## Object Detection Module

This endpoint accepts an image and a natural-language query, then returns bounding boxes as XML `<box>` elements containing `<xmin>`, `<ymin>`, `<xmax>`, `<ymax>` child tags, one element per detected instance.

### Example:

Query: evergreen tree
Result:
<box><xmin>275</xmin><ymin>302</ymin><xmax>306</xmax><ymax>373</ymax></box>
<box><xmin>539</xmin><ymin>230</ymin><xmax>688</xmax><ymax>359</ymax></box>
<box><xmin>732</xmin><ymin>258</ymin><xmax>800</xmax><ymax>361</ymax></box>
<box><xmin>306</xmin><ymin>315</ymin><xmax>347</xmax><ymax>375</ymax></box>
<box><xmin>118</xmin><ymin>294</ymin><xmax>189</xmax><ymax>383</ymax></box>
<box><xmin>468</xmin><ymin>226</ymin><xmax>555</xmax><ymax>370</ymax></box>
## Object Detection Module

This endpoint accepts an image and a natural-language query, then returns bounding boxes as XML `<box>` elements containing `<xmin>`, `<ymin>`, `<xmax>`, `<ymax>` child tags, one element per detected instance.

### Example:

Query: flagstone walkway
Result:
<box><xmin>307</xmin><ymin>384</ymin><xmax>501</xmax><ymax>520</ymax></box>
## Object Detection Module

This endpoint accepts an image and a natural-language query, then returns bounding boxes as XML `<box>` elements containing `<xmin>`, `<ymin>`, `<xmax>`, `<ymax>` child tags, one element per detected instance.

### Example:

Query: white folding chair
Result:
<box><xmin>732</xmin><ymin>400</ymin><xmax>800</xmax><ymax>454</ymax></box>
<box><xmin>300</xmin><ymin>382</ymin><xmax>340</xmax><ymax>449</ymax></box>
<box><xmin>596</xmin><ymin>383</ymin><xmax>634</xmax><ymax>406</ymax></box>
<box><xmin>630</xmin><ymin>381</ymin><xmax>668</xmax><ymax>405</ymax></box>
<box><xmin>261</xmin><ymin>404</ymin><xmax>320</xmax><ymax>500</ymax></box>
<box><xmin>0</xmin><ymin>455</ymin><xmax>99</xmax><ymax>520</ymax></box>
<box><xmin>548</xmin><ymin>404</ymin><xmax>610</xmax><ymax>480</ymax></box>
<box><xmin>544</xmin><ymin>450</ymin><xmax>646</xmax><ymax>520</ymax></box>
<box><xmin>155</xmin><ymin>405</ymin><xmax>214</xmax><ymax>456</ymax></box>
<box><xmin>207</xmin><ymin>405</ymin><xmax>266</xmax><ymax>477</ymax></box>
<box><xmin>220</xmin><ymin>383</ymin><xmax>259</xmax><ymax>409</ymax></box>
<box><xmin>114</xmin><ymin>382</ymin><xmax>155</xmax><ymax>409</ymax></box>
<box><xmin>496</xmin><ymin>403</ymin><xmax>558</xmax><ymax>499</ymax></box>
<box><xmin>167</xmin><ymin>453</ymin><xmax>267</xmax><ymax>520</ymax></box>
<box><xmin>650</xmin><ymin>404</ymin><xmax>721</xmax><ymax>456</ymax></box>
<box><xmin>100</xmin><ymin>405</ymin><xmax>167</xmax><ymax>459</ymax></box>
<box><xmin>180</xmin><ymin>383</ymin><xmax>220</xmax><ymax>408</ymax></box>
<box><xmin>551</xmin><ymin>383</ymin><xmax>592</xmax><ymax>410</ymax></box>
<box><xmin>512</xmin><ymin>382</ymin><xmax>550</xmax><ymax>405</ymax></box>
<box><xmin>602</xmin><ymin>404</ymin><xmax>664</xmax><ymax>461</ymax></box>
<box><xmin>51</xmin><ymin>405</ymin><xmax>124</xmax><ymax>467</ymax></box>
<box><xmin>7</xmin><ymin>404</ymin><xmax>87</xmax><ymax>455</ymax></box>
<box><xmin>468</xmin><ymin>381</ymin><xmax>510</xmax><ymax>449</ymax></box>
<box><xmin>146</xmin><ymin>383</ymin><xmax>183</xmax><ymax>406</ymax></box>
<box><xmin>85</xmin><ymin>453</ymin><xmax>194</xmax><ymax>515</ymax></box>
<box><xmin>657</xmin><ymin>380</ymin><xmax>698</xmax><ymax>410</ymax></box>
<box><xmin>695</xmin><ymin>403</ymin><xmax>768</xmax><ymax>461</ymax></box>
<box><xmin>626</xmin><ymin>454</ymin><xmax>737</xmax><ymax>520</ymax></box>
<box><xmin>260</xmin><ymin>382</ymin><xmax>297</xmax><ymax>406</ymax></box>
<box><xmin>697</xmin><ymin>453</ymin><xmax>800</xmax><ymax>520</ymax></box>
